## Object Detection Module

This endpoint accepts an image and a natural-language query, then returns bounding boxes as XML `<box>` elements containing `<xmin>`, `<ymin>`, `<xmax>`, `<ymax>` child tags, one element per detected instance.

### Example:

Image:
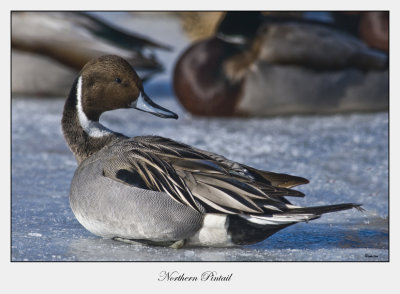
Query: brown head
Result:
<box><xmin>77</xmin><ymin>55</ymin><xmax>177</xmax><ymax>121</ymax></box>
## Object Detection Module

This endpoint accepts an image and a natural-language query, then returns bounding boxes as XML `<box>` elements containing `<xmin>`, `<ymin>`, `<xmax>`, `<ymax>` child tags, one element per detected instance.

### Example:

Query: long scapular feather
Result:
<box><xmin>104</xmin><ymin>137</ymin><xmax>361</xmax><ymax>219</ymax></box>
<box><xmin>244</xmin><ymin>166</ymin><xmax>310</xmax><ymax>188</ymax></box>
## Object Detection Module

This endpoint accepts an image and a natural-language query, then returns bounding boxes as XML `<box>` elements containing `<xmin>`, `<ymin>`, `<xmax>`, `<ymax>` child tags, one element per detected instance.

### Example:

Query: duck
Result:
<box><xmin>62</xmin><ymin>55</ymin><xmax>362</xmax><ymax>248</ymax></box>
<box><xmin>173</xmin><ymin>11</ymin><xmax>389</xmax><ymax>117</ymax></box>
<box><xmin>12</xmin><ymin>12</ymin><xmax>171</xmax><ymax>96</ymax></box>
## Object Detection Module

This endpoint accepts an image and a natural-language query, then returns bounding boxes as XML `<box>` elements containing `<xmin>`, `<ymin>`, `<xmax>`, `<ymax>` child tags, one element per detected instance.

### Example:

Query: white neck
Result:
<box><xmin>76</xmin><ymin>76</ymin><xmax>113</xmax><ymax>138</ymax></box>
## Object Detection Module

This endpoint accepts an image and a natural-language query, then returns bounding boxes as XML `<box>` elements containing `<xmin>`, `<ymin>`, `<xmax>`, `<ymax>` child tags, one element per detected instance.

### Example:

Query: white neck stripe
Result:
<box><xmin>216</xmin><ymin>33</ymin><xmax>248</xmax><ymax>45</ymax></box>
<box><xmin>76</xmin><ymin>76</ymin><xmax>113</xmax><ymax>138</ymax></box>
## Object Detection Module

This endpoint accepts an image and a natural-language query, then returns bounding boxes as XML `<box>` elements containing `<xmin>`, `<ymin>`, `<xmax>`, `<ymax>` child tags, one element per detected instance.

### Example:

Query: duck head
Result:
<box><xmin>62</xmin><ymin>55</ymin><xmax>177</xmax><ymax>163</ymax></box>
<box><xmin>77</xmin><ymin>55</ymin><xmax>178</xmax><ymax>121</ymax></box>
<box><xmin>216</xmin><ymin>11</ymin><xmax>262</xmax><ymax>45</ymax></box>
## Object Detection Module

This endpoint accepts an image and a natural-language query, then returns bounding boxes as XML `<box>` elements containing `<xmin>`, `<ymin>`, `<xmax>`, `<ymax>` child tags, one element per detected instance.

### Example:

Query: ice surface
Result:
<box><xmin>11</xmin><ymin>97</ymin><xmax>388</xmax><ymax>261</ymax></box>
<box><xmin>11</xmin><ymin>12</ymin><xmax>388</xmax><ymax>261</ymax></box>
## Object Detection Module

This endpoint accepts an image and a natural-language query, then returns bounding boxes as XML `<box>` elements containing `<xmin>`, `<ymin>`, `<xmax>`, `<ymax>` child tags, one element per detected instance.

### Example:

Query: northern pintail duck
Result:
<box><xmin>173</xmin><ymin>11</ymin><xmax>388</xmax><ymax>117</ymax></box>
<box><xmin>12</xmin><ymin>12</ymin><xmax>171</xmax><ymax>96</ymax></box>
<box><xmin>62</xmin><ymin>55</ymin><xmax>362</xmax><ymax>248</ymax></box>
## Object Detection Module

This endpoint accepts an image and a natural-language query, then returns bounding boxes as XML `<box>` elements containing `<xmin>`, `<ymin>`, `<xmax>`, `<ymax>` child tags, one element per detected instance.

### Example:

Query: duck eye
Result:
<box><xmin>115</xmin><ymin>78</ymin><xmax>122</xmax><ymax>84</ymax></box>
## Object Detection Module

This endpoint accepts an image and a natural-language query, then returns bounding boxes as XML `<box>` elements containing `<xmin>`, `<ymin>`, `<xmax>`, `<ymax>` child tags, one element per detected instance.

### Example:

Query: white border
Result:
<box><xmin>5</xmin><ymin>1</ymin><xmax>398</xmax><ymax>293</ymax></box>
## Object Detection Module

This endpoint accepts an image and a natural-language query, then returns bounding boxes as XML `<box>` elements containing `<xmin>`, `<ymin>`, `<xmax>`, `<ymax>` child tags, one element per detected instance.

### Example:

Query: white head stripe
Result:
<box><xmin>76</xmin><ymin>76</ymin><xmax>113</xmax><ymax>138</ymax></box>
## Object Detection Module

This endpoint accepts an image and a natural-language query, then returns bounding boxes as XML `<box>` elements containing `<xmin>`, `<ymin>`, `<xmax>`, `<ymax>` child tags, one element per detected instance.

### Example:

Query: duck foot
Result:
<box><xmin>169</xmin><ymin>239</ymin><xmax>186</xmax><ymax>249</ymax></box>
<box><xmin>113</xmin><ymin>237</ymin><xmax>185</xmax><ymax>249</ymax></box>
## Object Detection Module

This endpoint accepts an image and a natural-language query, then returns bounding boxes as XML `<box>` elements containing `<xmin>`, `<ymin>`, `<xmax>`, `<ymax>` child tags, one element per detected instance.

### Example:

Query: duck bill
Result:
<box><xmin>132</xmin><ymin>91</ymin><xmax>178</xmax><ymax>119</ymax></box>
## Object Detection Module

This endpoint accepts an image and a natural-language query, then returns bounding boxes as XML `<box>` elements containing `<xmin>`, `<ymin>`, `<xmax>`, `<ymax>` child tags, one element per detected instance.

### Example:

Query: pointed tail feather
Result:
<box><xmin>240</xmin><ymin>203</ymin><xmax>363</xmax><ymax>226</ymax></box>
<box><xmin>231</xmin><ymin>203</ymin><xmax>363</xmax><ymax>245</ymax></box>
<box><xmin>284</xmin><ymin>203</ymin><xmax>364</xmax><ymax>215</ymax></box>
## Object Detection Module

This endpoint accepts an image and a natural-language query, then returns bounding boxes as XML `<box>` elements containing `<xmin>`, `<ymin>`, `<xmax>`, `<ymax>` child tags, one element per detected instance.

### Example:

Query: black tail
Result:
<box><xmin>285</xmin><ymin>203</ymin><xmax>363</xmax><ymax>215</ymax></box>
<box><xmin>228</xmin><ymin>203</ymin><xmax>363</xmax><ymax>245</ymax></box>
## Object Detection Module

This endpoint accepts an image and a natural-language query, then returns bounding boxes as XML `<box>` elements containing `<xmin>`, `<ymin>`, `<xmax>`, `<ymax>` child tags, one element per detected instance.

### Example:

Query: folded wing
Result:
<box><xmin>102</xmin><ymin>136</ymin><xmax>309</xmax><ymax>214</ymax></box>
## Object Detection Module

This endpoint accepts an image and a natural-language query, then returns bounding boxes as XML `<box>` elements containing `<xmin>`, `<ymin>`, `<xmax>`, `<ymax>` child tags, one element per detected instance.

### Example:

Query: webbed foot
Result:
<box><xmin>113</xmin><ymin>237</ymin><xmax>185</xmax><ymax>249</ymax></box>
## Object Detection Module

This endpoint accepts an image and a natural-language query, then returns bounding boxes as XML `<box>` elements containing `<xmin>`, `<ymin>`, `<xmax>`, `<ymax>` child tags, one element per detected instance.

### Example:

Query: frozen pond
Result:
<box><xmin>11</xmin><ymin>96</ymin><xmax>388</xmax><ymax>261</ymax></box>
<box><xmin>11</xmin><ymin>12</ymin><xmax>388</xmax><ymax>262</ymax></box>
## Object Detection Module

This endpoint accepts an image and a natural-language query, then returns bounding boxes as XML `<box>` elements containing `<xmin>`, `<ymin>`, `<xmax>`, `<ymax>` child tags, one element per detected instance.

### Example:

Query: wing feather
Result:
<box><xmin>102</xmin><ymin>136</ymin><xmax>309</xmax><ymax>214</ymax></box>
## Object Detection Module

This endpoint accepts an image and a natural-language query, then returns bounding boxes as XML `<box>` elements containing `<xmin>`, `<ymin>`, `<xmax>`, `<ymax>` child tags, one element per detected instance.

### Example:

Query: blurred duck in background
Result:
<box><xmin>12</xmin><ymin>12</ymin><xmax>171</xmax><ymax>96</ymax></box>
<box><xmin>174</xmin><ymin>11</ymin><xmax>389</xmax><ymax>116</ymax></box>
<box><xmin>331</xmin><ymin>11</ymin><xmax>389</xmax><ymax>53</ymax></box>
